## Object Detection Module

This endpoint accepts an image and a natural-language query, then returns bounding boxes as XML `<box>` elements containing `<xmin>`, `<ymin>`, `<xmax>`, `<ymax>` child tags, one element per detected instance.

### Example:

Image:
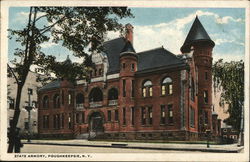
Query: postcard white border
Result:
<box><xmin>1</xmin><ymin>0</ymin><xmax>249</xmax><ymax>161</ymax></box>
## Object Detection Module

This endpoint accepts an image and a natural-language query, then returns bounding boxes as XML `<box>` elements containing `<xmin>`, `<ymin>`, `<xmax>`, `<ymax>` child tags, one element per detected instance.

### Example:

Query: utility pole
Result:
<box><xmin>238</xmin><ymin>106</ymin><xmax>244</xmax><ymax>146</ymax></box>
<box><xmin>25</xmin><ymin>88</ymin><xmax>33</xmax><ymax>142</ymax></box>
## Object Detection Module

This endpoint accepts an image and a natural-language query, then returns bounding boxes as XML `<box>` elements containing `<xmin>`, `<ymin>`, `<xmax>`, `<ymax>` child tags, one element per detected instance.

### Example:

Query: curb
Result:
<box><xmin>23</xmin><ymin>142</ymin><xmax>243</xmax><ymax>153</ymax></box>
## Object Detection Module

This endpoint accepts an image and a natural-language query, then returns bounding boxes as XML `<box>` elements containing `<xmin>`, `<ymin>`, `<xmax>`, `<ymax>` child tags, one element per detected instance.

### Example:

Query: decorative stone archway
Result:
<box><xmin>87</xmin><ymin>111</ymin><xmax>105</xmax><ymax>138</ymax></box>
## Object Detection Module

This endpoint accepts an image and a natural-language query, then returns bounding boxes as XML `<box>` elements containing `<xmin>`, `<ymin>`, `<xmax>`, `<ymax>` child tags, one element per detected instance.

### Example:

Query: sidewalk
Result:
<box><xmin>22</xmin><ymin>139</ymin><xmax>243</xmax><ymax>153</ymax></box>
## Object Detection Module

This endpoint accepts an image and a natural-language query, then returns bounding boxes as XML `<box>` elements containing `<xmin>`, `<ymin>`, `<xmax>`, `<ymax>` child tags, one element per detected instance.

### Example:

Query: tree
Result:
<box><xmin>8</xmin><ymin>6</ymin><xmax>133</xmax><ymax>153</ymax></box>
<box><xmin>212</xmin><ymin>59</ymin><xmax>244</xmax><ymax>145</ymax></box>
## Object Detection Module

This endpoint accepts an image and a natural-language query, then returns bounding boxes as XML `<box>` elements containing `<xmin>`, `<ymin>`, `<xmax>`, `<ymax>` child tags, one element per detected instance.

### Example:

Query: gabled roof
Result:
<box><xmin>38</xmin><ymin>80</ymin><xmax>61</xmax><ymax>92</ymax></box>
<box><xmin>137</xmin><ymin>47</ymin><xmax>186</xmax><ymax>73</ymax></box>
<box><xmin>103</xmin><ymin>37</ymin><xmax>126</xmax><ymax>75</ymax></box>
<box><xmin>181</xmin><ymin>16</ymin><xmax>215</xmax><ymax>53</ymax></box>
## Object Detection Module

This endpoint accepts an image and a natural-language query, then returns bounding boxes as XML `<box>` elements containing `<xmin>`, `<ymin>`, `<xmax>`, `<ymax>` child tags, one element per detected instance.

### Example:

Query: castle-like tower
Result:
<box><xmin>119</xmin><ymin>39</ymin><xmax>137</xmax><ymax>133</ymax></box>
<box><xmin>181</xmin><ymin>16</ymin><xmax>215</xmax><ymax>133</ymax></box>
<box><xmin>38</xmin><ymin>18</ymin><xmax>221</xmax><ymax>141</ymax></box>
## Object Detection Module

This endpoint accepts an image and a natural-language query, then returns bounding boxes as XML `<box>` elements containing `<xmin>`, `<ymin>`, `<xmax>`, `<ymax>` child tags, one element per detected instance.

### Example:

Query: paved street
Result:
<box><xmin>21</xmin><ymin>139</ymin><xmax>243</xmax><ymax>153</ymax></box>
<box><xmin>21</xmin><ymin>144</ymin><xmax>200</xmax><ymax>153</ymax></box>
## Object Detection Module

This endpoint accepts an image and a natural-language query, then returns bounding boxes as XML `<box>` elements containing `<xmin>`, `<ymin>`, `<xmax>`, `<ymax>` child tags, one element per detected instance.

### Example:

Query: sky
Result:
<box><xmin>8</xmin><ymin>7</ymin><xmax>245</xmax><ymax>64</ymax></box>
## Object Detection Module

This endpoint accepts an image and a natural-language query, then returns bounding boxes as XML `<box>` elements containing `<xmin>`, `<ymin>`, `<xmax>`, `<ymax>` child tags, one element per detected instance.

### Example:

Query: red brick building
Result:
<box><xmin>38</xmin><ymin>17</ymin><xmax>221</xmax><ymax>140</ymax></box>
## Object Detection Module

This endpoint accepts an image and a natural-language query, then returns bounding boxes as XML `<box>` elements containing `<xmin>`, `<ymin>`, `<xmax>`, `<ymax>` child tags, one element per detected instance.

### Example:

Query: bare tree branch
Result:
<box><xmin>7</xmin><ymin>64</ymin><xmax>20</xmax><ymax>85</ymax></box>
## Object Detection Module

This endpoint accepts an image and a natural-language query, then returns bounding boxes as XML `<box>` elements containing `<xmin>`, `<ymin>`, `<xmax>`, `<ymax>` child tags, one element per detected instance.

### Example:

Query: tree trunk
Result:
<box><xmin>7</xmin><ymin>84</ymin><xmax>24</xmax><ymax>153</ymax></box>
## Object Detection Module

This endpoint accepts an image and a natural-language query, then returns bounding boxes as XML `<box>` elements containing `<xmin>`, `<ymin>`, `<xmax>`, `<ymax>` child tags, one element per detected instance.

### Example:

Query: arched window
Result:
<box><xmin>161</xmin><ymin>77</ymin><xmax>173</xmax><ymax>95</ymax></box>
<box><xmin>42</xmin><ymin>95</ymin><xmax>49</xmax><ymax>109</ymax></box>
<box><xmin>53</xmin><ymin>94</ymin><xmax>60</xmax><ymax>108</ymax></box>
<box><xmin>191</xmin><ymin>78</ymin><xmax>195</xmax><ymax>101</ymax></box>
<box><xmin>108</xmin><ymin>88</ymin><xmax>118</xmax><ymax>100</ymax></box>
<box><xmin>142</xmin><ymin>80</ymin><xmax>153</xmax><ymax>97</ymax></box>
<box><xmin>89</xmin><ymin>87</ymin><xmax>103</xmax><ymax>102</ymax></box>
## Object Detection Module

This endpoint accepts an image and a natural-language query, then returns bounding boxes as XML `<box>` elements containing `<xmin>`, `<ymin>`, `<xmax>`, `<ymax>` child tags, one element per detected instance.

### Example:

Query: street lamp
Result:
<box><xmin>204</xmin><ymin>124</ymin><xmax>211</xmax><ymax>148</ymax></box>
<box><xmin>24</xmin><ymin>88</ymin><xmax>33</xmax><ymax>142</ymax></box>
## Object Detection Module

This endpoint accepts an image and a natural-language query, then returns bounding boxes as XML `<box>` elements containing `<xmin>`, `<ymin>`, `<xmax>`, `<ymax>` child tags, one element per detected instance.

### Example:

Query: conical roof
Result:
<box><xmin>120</xmin><ymin>40</ymin><xmax>137</xmax><ymax>58</ymax></box>
<box><xmin>121</xmin><ymin>41</ymin><xmax>136</xmax><ymax>53</ymax></box>
<box><xmin>181</xmin><ymin>16</ymin><xmax>215</xmax><ymax>53</ymax></box>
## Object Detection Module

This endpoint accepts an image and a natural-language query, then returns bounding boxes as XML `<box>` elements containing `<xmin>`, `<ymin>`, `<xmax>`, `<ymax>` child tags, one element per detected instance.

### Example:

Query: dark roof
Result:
<box><xmin>137</xmin><ymin>47</ymin><xmax>186</xmax><ymax>73</ymax></box>
<box><xmin>103</xmin><ymin>37</ymin><xmax>126</xmax><ymax>74</ymax></box>
<box><xmin>38</xmin><ymin>80</ymin><xmax>61</xmax><ymax>92</ymax></box>
<box><xmin>181</xmin><ymin>16</ymin><xmax>215</xmax><ymax>53</ymax></box>
<box><xmin>121</xmin><ymin>41</ymin><xmax>136</xmax><ymax>53</ymax></box>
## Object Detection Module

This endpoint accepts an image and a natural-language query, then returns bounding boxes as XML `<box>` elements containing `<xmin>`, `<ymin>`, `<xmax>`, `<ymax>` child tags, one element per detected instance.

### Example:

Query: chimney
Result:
<box><xmin>125</xmin><ymin>23</ymin><xmax>134</xmax><ymax>44</ymax></box>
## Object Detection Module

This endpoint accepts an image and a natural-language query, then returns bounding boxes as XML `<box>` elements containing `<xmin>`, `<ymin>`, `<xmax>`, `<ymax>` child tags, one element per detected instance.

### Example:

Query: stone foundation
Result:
<box><xmin>100</xmin><ymin>131</ymin><xmax>199</xmax><ymax>141</ymax></box>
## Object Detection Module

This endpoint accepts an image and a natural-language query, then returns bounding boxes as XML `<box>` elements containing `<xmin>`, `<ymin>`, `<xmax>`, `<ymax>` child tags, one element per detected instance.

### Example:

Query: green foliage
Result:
<box><xmin>7</xmin><ymin>7</ymin><xmax>133</xmax><ymax>152</ymax></box>
<box><xmin>9</xmin><ymin>7</ymin><xmax>133</xmax><ymax>82</ymax></box>
<box><xmin>212</xmin><ymin>59</ymin><xmax>244</xmax><ymax>131</ymax></box>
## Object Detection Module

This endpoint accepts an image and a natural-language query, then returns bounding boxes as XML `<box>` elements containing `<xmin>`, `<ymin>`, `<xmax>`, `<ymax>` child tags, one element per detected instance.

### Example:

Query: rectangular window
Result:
<box><xmin>115</xmin><ymin>110</ymin><xmax>119</xmax><ymax>121</ymax></box>
<box><xmin>42</xmin><ymin>116</ymin><xmax>45</xmax><ymax>129</ymax></box>
<box><xmin>68</xmin><ymin>113</ymin><xmax>72</xmax><ymax>129</ymax></box>
<box><xmin>161</xmin><ymin>85</ymin><xmax>166</xmax><ymax>95</ymax></box>
<box><xmin>28</xmin><ymin>88</ymin><xmax>33</xmax><ymax>95</ymax></box>
<box><xmin>204</xmin><ymin>90</ymin><xmax>208</xmax><ymax>103</ymax></box>
<box><xmin>61</xmin><ymin>90</ymin><xmax>64</xmax><ymax>105</ymax></box>
<box><xmin>160</xmin><ymin>105</ymin><xmax>166</xmax><ymax>124</ymax></box>
<box><xmin>123</xmin><ymin>107</ymin><xmax>126</xmax><ymax>125</ymax></box>
<box><xmin>131</xmin><ymin>63</ymin><xmax>135</xmax><ymax>72</ymax></box>
<box><xmin>33</xmin><ymin>121</ymin><xmax>37</xmax><ymax>126</ymax></box>
<box><xmin>123</xmin><ymin>80</ymin><xmax>126</xmax><ymax>97</ymax></box>
<box><xmin>169</xmin><ymin>84</ymin><xmax>173</xmax><ymax>95</ymax></box>
<box><xmin>68</xmin><ymin>94</ymin><xmax>71</xmax><ymax>105</ymax></box>
<box><xmin>204</xmin><ymin>111</ymin><xmax>208</xmax><ymax>124</ymax></box>
<box><xmin>99</xmin><ymin>69</ymin><xmax>102</xmax><ymax>75</ymax></box>
<box><xmin>57</xmin><ymin>114</ymin><xmax>60</xmax><ymax>129</ymax></box>
<box><xmin>82</xmin><ymin>112</ymin><xmax>85</xmax><ymax>123</ymax></box>
<box><xmin>142</xmin><ymin>88</ymin><xmax>146</xmax><ymax>97</ymax></box>
<box><xmin>76</xmin><ymin>113</ymin><xmax>79</xmax><ymax>124</ymax></box>
<box><xmin>190</xmin><ymin>107</ymin><xmax>195</xmax><ymax>128</ymax></box>
<box><xmin>61</xmin><ymin>114</ymin><xmax>64</xmax><ymax>128</ymax></box>
<box><xmin>108</xmin><ymin>110</ymin><xmax>111</xmax><ymax>122</ymax></box>
<box><xmin>9</xmin><ymin>98</ymin><xmax>15</xmax><ymax>109</ymax></box>
<box><xmin>149</xmin><ymin>87</ymin><xmax>153</xmax><ymax>97</ymax></box>
<box><xmin>131</xmin><ymin>80</ymin><xmax>135</xmax><ymax>97</ymax></box>
<box><xmin>141</xmin><ymin>107</ymin><xmax>146</xmax><ymax>125</ymax></box>
<box><xmin>95</xmin><ymin>69</ymin><xmax>97</xmax><ymax>76</ymax></box>
<box><xmin>168</xmin><ymin>104</ymin><xmax>173</xmax><ymax>124</ymax></box>
<box><xmin>9</xmin><ymin>117</ymin><xmax>13</xmax><ymax>127</ymax></box>
<box><xmin>131</xmin><ymin>107</ymin><xmax>135</xmax><ymax>125</ymax></box>
<box><xmin>47</xmin><ymin>116</ymin><xmax>49</xmax><ymax>128</ymax></box>
<box><xmin>53</xmin><ymin>115</ymin><xmax>56</xmax><ymax>129</ymax></box>
<box><xmin>148</xmin><ymin>107</ymin><xmax>153</xmax><ymax>125</ymax></box>
<box><xmin>122</xmin><ymin>63</ymin><xmax>126</xmax><ymax>69</ymax></box>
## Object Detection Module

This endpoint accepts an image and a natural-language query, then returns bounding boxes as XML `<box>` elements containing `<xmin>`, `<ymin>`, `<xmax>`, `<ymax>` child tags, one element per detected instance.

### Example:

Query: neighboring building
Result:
<box><xmin>8</xmin><ymin>71</ymin><xmax>43</xmax><ymax>136</ymax></box>
<box><xmin>38</xmin><ymin>17</ymin><xmax>221</xmax><ymax>140</ymax></box>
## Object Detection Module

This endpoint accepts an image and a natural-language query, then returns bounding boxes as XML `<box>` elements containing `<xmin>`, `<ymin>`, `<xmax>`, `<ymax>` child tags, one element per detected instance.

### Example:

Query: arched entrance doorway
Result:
<box><xmin>88</xmin><ymin>111</ymin><xmax>104</xmax><ymax>138</ymax></box>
